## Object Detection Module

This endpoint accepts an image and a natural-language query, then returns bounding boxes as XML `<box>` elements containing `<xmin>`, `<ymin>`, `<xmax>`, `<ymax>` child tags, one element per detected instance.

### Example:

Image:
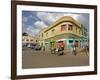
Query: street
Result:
<box><xmin>22</xmin><ymin>47</ymin><xmax>89</xmax><ymax>69</ymax></box>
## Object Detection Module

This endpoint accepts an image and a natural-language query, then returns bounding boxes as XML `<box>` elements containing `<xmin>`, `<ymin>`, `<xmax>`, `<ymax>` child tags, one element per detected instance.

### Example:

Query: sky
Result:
<box><xmin>22</xmin><ymin>11</ymin><xmax>89</xmax><ymax>37</ymax></box>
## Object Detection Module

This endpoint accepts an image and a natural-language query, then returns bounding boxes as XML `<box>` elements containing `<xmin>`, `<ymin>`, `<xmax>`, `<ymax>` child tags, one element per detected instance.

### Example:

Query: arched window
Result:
<box><xmin>68</xmin><ymin>24</ymin><xmax>73</xmax><ymax>31</ymax></box>
<box><xmin>61</xmin><ymin>24</ymin><xmax>67</xmax><ymax>31</ymax></box>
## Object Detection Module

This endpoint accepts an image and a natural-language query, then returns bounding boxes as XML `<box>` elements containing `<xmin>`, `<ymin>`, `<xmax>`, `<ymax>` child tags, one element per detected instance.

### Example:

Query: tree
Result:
<box><xmin>22</xmin><ymin>32</ymin><xmax>28</xmax><ymax>36</ymax></box>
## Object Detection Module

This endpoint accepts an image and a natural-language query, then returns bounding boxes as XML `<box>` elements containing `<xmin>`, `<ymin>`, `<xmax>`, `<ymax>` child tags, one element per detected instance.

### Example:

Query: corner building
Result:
<box><xmin>39</xmin><ymin>16</ymin><xmax>88</xmax><ymax>50</ymax></box>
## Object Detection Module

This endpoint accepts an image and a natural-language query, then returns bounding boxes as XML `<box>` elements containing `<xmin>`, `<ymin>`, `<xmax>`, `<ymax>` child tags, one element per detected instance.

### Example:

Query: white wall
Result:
<box><xmin>0</xmin><ymin>0</ymin><xmax>99</xmax><ymax>80</ymax></box>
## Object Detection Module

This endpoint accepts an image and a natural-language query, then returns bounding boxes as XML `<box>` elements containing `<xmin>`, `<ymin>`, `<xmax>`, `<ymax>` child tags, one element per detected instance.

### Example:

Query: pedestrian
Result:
<box><xmin>72</xmin><ymin>41</ymin><xmax>77</xmax><ymax>55</ymax></box>
<box><xmin>85</xmin><ymin>44</ymin><xmax>89</xmax><ymax>56</ymax></box>
<box><xmin>43</xmin><ymin>46</ymin><xmax>45</xmax><ymax>51</ymax></box>
<box><xmin>58</xmin><ymin>42</ymin><xmax>65</xmax><ymax>56</ymax></box>
<box><xmin>50</xmin><ymin>42</ymin><xmax>56</xmax><ymax>54</ymax></box>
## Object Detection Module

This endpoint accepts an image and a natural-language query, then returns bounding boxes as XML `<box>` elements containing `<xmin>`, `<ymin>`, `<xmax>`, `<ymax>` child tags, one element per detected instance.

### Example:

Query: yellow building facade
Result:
<box><xmin>39</xmin><ymin>16</ymin><xmax>88</xmax><ymax>49</ymax></box>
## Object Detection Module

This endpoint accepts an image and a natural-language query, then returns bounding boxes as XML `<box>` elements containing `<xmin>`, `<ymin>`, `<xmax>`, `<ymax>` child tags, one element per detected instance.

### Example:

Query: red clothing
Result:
<box><xmin>58</xmin><ymin>42</ymin><xmax>65</xmax><ymax>48</ymax></box>
<box><xmin>73</xmin><ymin>42</ymin><xmax>78</xmax><ymax>47</ymax></box>
<box><xmin>61</xmin><ymin>42</ymin><xmax>65</xmax><ymax>47</ymax></box>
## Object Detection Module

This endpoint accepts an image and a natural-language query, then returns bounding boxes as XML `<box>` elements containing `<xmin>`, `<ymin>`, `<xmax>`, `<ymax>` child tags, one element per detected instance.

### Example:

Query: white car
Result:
<box><xmin>27</xmin><ymin>43</ymin><xmax>31</xmax><ymax>48</ymax></box>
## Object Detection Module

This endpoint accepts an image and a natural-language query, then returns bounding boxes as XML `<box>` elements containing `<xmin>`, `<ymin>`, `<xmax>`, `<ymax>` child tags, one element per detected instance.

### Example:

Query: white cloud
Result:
<box><xmin>25</xmin><ymin>21</ymin><xmax>48</xmax><ymax>36</ymax></box>
<box><xmin>36</xmin><ymin>12</ymin><xmax>56</xmax><ymax>25</ymax></box>
<box><xmin>22</xmin><ymin>16</ymin><xmax>28</xmax><ymax>22</ymax></box>
<box><xmin>26</xmin><ymin>26</ymin><xmax>39</xmax><ymax>36</ymax></box>
<box><xmin>34</xmin><ymin>20</ymin><xmax>48</xmax><ymax>29</ymax></box>
<box><xmin>36</xmin><ymin>12</ymin><xmax>80</xmax><ymax>25</ymax></box>
<box><xmin>63</xmin><ymin>13</ymin><xmax>79</xmax><ymax>20</ymax></box>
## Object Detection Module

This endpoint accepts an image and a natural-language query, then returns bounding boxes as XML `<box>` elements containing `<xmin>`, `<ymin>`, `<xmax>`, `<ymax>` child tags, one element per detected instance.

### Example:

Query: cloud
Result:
<box><xmin>36</xmin><ymin>12</ymin><xmax>81</xmax><ymax>26</ymax></box>
<box><xmin>64</xmin><ymin>13</ymin><xmax>79</xmax><ymax>20</ymax></box>
<box><xmin>22</xmin><ymin>16</ymin><xmax>28</xmax><ymax>22</ymax></box>
<box><xmin>23</xmin><ymin>20</ymin><xmax>48</xmax><ymax>36</ymax></box>
<box><xmin>34</xmin><ymin>20</ymin><xmax>47</xmax><ymax>29</ymax></box>
<box><xmin>36</xmin><ymin>12</ymin><xmax>56</xmax><ymax>25</ymax></box>
<box><xmin>76</xmin><ymin>14</ymin><xmax>89</xmax><ymax>31</ymax></box>
<box><xmin>26</xmin><ymin>26</ymin><xmax>40</xmax><ymax>36</ymax></box>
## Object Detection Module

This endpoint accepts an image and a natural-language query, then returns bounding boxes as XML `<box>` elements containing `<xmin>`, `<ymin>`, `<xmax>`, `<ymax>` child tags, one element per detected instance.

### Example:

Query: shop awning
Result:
<box><xmin>49</xmin><ymin>40</ymin><xmax>56</xmax><ymax>43</ymax></box>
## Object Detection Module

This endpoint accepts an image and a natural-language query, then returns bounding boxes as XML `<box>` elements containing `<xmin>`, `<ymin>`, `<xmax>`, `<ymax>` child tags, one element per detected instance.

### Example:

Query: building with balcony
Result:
<box><xmin>39</xmin><ymin>16</ymin><xmax>88</xmax><ymax>49</ymax></box>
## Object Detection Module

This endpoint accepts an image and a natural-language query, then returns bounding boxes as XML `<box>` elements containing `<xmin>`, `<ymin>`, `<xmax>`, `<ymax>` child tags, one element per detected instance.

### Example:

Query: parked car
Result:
<box><xmin>27</xmin><ymin>43</ymin><xmax>31</xmax><ymax>48</ymax></box>
<box><xmin>34</xmin><ymin>44</ymin><xmax>41</xmax><ymax>50</ymax></box>
<box><xmin>30</xmin><ymin>43</ymin><xmax>36</xmax><ymax>49</ymax></box>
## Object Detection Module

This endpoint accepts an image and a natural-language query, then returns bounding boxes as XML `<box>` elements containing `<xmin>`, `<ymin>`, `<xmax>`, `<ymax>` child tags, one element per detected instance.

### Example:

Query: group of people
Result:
<box><xmin>49</xmin><ymin>41</ymin><xmax>89</xmax><ymax>56</ymax></box>
<box><xmin>50</xmin><ymin>41</ymin><xmax>65</xmax><ymax>56</ymax></box>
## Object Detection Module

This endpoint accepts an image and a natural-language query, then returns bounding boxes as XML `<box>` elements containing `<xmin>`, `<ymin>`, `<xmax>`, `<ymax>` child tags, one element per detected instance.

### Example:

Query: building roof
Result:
<box><xmin>43</xmin><ymin>16</ymin><xmax>82</xmax><ymax>32</ymax></box>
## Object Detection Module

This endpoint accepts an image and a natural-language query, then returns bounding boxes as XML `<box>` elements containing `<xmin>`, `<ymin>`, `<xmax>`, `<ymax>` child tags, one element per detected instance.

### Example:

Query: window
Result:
<box><xmin>75</xmin><ymin>40</ymin><xmax>78</xmax><ymax>42</ymax></box>
<box><xmin>26</xmin><ymin>39</ymin><xmax>29</xmax><ymax>41</ymax></box>
<box><xmin>52</xmin><ymin>29</ymin><xmax>55</xmax><ymax>32</ymax></box>
<box><xmin>76</xmin><ymin>27</ymin><xmax>77</xmax><ymax>33</ymax></box>
<box><xmin>46</xmin><ymin>32</ymin><xmax>48</xmax><ymax>37</ymax></box>
<box><xmin>58</xmin><ymin>41</ymin><xmax>63</xmax><ymax>43</ymax></box>
<box><xmin>79</xmin><ymin>30</ymin><xmax>81</xmax><ymax>34</ymax></box>
<box><xmin>82</xmin><ymin>31</ymin><xmax>84</xmax><ymax>35</ymax></box>
<box><xmin>69</xmin><ymin>40</ymin><xmax>73</xmax><ymax>43</ymax></box>
<box><xmin>31</xmin><ymin>40</ymin><xmax>33</xmax><ymax>41</ymax></box>
<box><xmin>68</xmin><ymin>24</ymin><xmax>73</xmax><ymax>30</ymax></box>
<box><xmin>51</xmin><ymin>29</ymin><xmax>55</xmax><ymax>34</ymax></box>
<box><xmin>61</xmin><ymin>24</ymin><xmax>67</xmax><ymax>31</ymax></box>
<box><xmin>84</xmin><ymin>32</ymin><xmax>86</xmax><ymax>36</ymax></box>
<box><xmin>42</xmin><ymin>33</ymin><xmax>43</xmax><ymax>37</ymax></box>
<box><xmin>36</xmin><ymin>40</ymin><xmax>38</xmax><ymax>42</ymax></box>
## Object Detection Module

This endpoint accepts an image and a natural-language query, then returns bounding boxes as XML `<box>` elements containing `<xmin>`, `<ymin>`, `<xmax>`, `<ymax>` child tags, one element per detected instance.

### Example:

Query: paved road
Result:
<box><xmin>22</xmin><ymin>47</ymin><xmax>89</xmax><ymax>69</ymax></box>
